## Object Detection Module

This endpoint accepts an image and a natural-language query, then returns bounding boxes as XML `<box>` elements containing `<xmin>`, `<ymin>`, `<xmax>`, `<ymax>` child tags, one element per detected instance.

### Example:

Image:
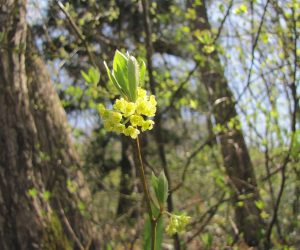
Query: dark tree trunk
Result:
<box><xmin>190</xmin><ymin>0</ymin><xmax>265</xmax><ymax>246</ymax></box>
<box><xmin>0</xmin><ymin>1</ymin><xmax>95</xmax><ymax>249</ymax></box>
<box><xmin>117</xmin><ymin>137</ymin><xmax>137</xmax><ymax>218</ymax></box>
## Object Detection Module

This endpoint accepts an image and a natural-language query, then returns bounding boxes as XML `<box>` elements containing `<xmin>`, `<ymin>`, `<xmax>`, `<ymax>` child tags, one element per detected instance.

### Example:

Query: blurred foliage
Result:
<box><xmin>28</xmin><ymin>0</ymin><xmax>300</xmax><ymax>248</ymax></box>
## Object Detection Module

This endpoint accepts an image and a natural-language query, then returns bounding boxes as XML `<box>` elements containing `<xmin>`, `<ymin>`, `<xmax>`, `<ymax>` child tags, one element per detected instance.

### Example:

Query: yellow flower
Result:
<box><xmin>99</xmin><ymin>88</ymin><xmax>156</xmax><ymax>139</ymax></box>
<box><xmin>97</xmin><ymin>103</ymin><xmax>106</xmax><ymax>116</ymax></box>
<box><xmin>109</xmin><ymin>111</ymin><xmax>122</xmax><ymax>123</ymax></box>
<box><xmin>103</xmin><ymin>120</ymin><xmax>114</xmax><ymax>131</ymax></box>
<box><xmin>114</xmin><ymin>123</ymin><xmax>125</xmax><ymax>134</ymax></box>
<box><xmin>141</xmin><ymin>120</ymin><xmax>154</xmax><ymax>132</ymax></box>
<box><xmin>137</xmin><ymin>87</ymin><xmax>147</xmax><ymax>99</ymax></box>
<box><xmin>166</xmin><ymin>213</ymin><xmax>191</xmax><ymax>236</ymax></box>
<box><xmin>113</xmin><ymin>98</ymin><xmax>126</xmax><ymax>112</ymax></box>
<box><xmin>136</xmin><ymin>94</ymin><xmax>157</xmax><ymax>117</ymax></box>
<box><xmin>124</xmin><ymin>126</ymin><xmax>140</xmax><ymax>139</ymax></box>
<box><xmin>130</xmin><ymin>115</ymin><xmax>144</xmax><ymax>127</ymax></box>
<box><xmin>123</xmin><ymin>102</ymin><xmax>136</xmax><ymax>117</ymax></box>
<box><xmin>136</xmin><ymin>100</ymin><xmax>148</xmax><ymax>115</ymax></box>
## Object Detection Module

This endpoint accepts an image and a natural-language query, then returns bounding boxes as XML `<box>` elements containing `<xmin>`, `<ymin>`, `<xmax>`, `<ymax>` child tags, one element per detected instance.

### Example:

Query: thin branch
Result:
<box><xmin>186</xmin><ymin>192</ymin><xmax>227</xmax><ymax>244</ymax></box>
<box><xmin>213</xmin><ymin>0</ymin><xmax>234</xmax><ymax>43</ymax></box>
<box><xmin>161</xmin><ymin>61</ymin><xmax>200</xmax><ymax>115</ymax></box>
<box><xmin>171</xmin><ymin>133</ymin><xmax>217</xmax><ymax>192</ymax></box>
<box><xmin>265</xmin><ymin>4</ymin><xmax>299</xmax><ymax>247</ymax></box>
<box><xmin>55</xmin><ymin>0</ymin><xmax>97</xmax><ymax>68</ymax></box>
<box><xmin>235</xmin><ymin>0</ymin><xmax>270</xmax><ymax>104</ymax></box>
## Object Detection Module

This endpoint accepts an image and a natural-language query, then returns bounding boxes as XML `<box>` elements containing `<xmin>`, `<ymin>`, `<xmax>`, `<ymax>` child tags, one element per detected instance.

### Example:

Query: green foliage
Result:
<box><xmin>81</xmin><ymin>67</ymin><xmax>100</xmax><ymax>86</ymax></box>
<box><xmin>104</xmin><ymin>50</ymin><xmax>146</xmax><ymax>102</ymax></box>
<box><xmin>43</xmin><ymin>212</ymin><xmax>73</xmax><ymax>250</ymax></box>
<box><xmin>201</xmin><ymin>232</ymin><xmax>213</xmax><ymax>250</ymax></box>
<box><xmin>143</xmin><ymin>213</ymin><xmax>164</xmax><ymax>250</ymax></box>
<box><xmin>151</xmin><ymin>172</ymin><xmax>169</xmax><ymax>209</ymax></box>
<box><xmin>28</xmin><ymin>188</ymin><xmax>38</xmax><ymax>198</ymax></box>
<box><xmin>30</xmin><ymin>0</ymin><xmax>300</xmax><ymax>248</ymax></box>
<box><xmin>42</xmin><ymin>191</ymin><xmax>51</xmax><ymax>201</ymax></box>
<box><xmin>233</xmin><ymin>4</ymin><xmax>248</xmax><ymax>14</ymax></box>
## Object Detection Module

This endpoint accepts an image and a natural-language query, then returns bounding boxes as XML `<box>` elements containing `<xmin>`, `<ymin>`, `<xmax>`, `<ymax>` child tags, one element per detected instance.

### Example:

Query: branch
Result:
<box><xmin>171</xmin><ymin>133</ymin><xmax>217</xmax><ymax>192</ymax></box>
<box><xmin>55</xmin><ymin>0</ymin><xmax>97</xmax><ymax>68</ymax></box>
<box><xmin>161</xmin><ymin>60</ymin><xmax>200</xmax><ymax>114</ymax></box>
<box><xmin>235</xmin><ymin>0</ymin><xmax>270</xmax><ymax>104</ymax></box>
<box><xmin>213</xmin><ymin>0</ymin><xmax>234</xmax><ymax>43</ymax></box>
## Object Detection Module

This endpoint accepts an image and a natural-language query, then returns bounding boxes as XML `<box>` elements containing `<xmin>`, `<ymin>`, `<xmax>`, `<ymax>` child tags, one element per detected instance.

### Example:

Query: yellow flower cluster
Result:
<box><xmin>165</xmin><ymin>213</ymin><xmax>191</xmax><ymax>236</ymax></box>
<box><xmin>98</xmin><ymin>88</ymin><xmax>156</xmax><ymax>139</ymax></box>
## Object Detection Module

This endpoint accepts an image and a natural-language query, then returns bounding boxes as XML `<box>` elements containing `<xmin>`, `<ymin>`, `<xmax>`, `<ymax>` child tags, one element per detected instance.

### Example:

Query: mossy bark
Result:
<box><xmin>0</xmin><ymin>1</ymin><xmax>96</xmax><ymax>249</ymax></box>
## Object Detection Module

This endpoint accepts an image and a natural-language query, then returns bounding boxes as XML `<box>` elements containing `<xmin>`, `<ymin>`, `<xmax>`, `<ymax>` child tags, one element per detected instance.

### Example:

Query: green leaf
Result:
<box><xmin>157</xmin><ymin>172</ymin><xmax>169</xmax><ymax>207</ymax></box>
<box><xmin>127</xmin><ymin>55</ymin><xmax>139</xmax><ymax>101</ymax></box>
<box><xmin>151</xmin><ymin>172</ymin><xmax>159</xmax><ymax>191</ymax></box>
<box><xmin>234</xmin><ymin>4</ymin><xmax>248</xmax><ymax>14</ymax></box>
<box><xmin>255</xmin><ymin>200</ymin><xmax>265</xmax><ymax>210</ymax></box>
<box><xmin>42</xmin><ymin>191</ymin><xmax>51</xmax><ymax>201</ymax></box>
<box><xmin>139</xmin><ymin>59</ymin><xmax>146</xmax><ymax>86</ymax></box>
<box><xmin>202</xmin><ymin>44</ymin><xmax>215</xmax><ymax>54</ymax></box>
<box><xmin>143</xmin><ymin>216</ymin><xmax>151</xmax><ymax>250</ymax></box>
<box><xmin>104</xmin><ymin>61</ymin><xmax>122</xmax><ymax>94</ymax></box>
<box><xmin>28</xmin><ymin>188</ymin><xmax>38</xmax><ymax>198</ymax></box>
<box><xmin>151</xmin><ymin>172</ymin><xmax>169</xmax><ymax>208</ymax></box>
<box><xmin>81</xmin><ymin>70</ymin><xmax>91</xmax><ymax>83</ymax></box>
<box><xmin>143</xmin><ymin>208</ymin><xmax>163</xmax><ymax>250</ymax></box>
<box><xmin>88</xmin><ymin>67</ymin><xmax>100</xmax><ymax>85</ymax></box>
<box><xmin>151</xmin><ymin>172</ymin><xmax>160</xmax><ymax>209</ymax></box>
<box><xmin>201</xmin><ymin>233</ymin><xmax>213</xmax><ymax>249</ymax></box>
<box><xmin>113</xmin><ymin>50</ymin><xmax>129</xmax><ymax>94</ymax></box>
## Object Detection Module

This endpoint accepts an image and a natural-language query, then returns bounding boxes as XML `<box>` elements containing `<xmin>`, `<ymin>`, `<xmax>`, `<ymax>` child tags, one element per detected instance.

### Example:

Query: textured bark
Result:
<box><xmin>190</xmin><ymin>0</ymin><xmax>265</xmax><ymax>246</ymax></box>
<box><xmin>0</xmin><ymin>1</ymin><xmax>95</xmax><ymax>249</ymax></box>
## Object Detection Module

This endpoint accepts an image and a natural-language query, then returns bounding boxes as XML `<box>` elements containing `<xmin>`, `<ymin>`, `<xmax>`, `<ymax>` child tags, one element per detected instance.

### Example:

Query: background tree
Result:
<box><xmin>0</xmin><ymin>1</ymin><xmax>95</xmax><ymax>248</ymax></box>
<box><xmin>1</xmin><ymin>0</ymin><xmax>298</xmax><ymax>249</ymax></box>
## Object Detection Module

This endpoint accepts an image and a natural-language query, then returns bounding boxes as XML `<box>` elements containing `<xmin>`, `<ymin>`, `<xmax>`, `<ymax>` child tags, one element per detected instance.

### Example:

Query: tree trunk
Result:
<box><xmin>0</xmin><ymin>1</ymin><xmax>95</xmax><ymax>249</ymax></box>
<box><xmin>190</xmin><ymin>0</ymin><xmax>265</xmax><ymax>246</ymax></box>
<box><xmin>117</xmin><ymin>137</ymin><xmax>137</xmax><ymax>218</ymax></box>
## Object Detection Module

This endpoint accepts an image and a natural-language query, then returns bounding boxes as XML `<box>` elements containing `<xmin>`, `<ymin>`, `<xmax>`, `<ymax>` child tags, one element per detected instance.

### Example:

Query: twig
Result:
<box><xmin>264</xmin><ymin>4</ymin><xmax>299</xmax><ymax>247</ymax></box>
<box><xmin>186</xmin><ymin>192</ymin><xmax>227</xmax><ymax>244</ymax></box>
<box><xmin>213</xmin><ymin>0</ymin><xmax>234</xmax><ymax>43</ymax></box>
<box><xmin>235</xmin><ymin>0</ymin><xmax>270</xmax><ymax>104</ymax></box>
<box><xmin>135</xmin><ymin>136</ymin><xmax>156</xmax><ymax>250</ymax></box>
<box><xmin>161</xmin><ymin>61</ymin><xmax>200</xmax><ymax>114</ymax></box>
<box><xmin>55</xmin><ymin>0</ymin><xmax>97</xmax><ymax>68</ymax></box>
<box><xmin>171</xmin><ymin>134</ymin><xmax>217</xmax><ymax>192</ymax></box>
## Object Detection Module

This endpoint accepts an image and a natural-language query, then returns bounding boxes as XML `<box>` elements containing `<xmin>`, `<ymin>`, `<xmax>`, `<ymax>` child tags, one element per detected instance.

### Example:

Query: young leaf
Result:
<box><xmin>139</xmin><ymin>59</ymin><xmax>146</xmax><ymax>86</ymax></box>
<box><xmin>81</xmin><ymin>70</ymin><xmax>91</xmax><ymax>84</ymax></box>
<box><xmin>127</xmin><ymin>55</ymin><xmax>139</xmax><ymax>101</ymax></box>
<box><xmin>104</xmin><ymin>61</ymin><xmax>122</xmax><ymax>94</ymax></box>
<box><xmin>157</xmin><ymin>172</ymin><xmax>169</xmax><ymax>206</ymax></box>
<box><xmin>113</xmin><ymin>50</ymin><xmax>129</xmax><ymax>93</ymax></box>
<box><xmin>151</xmin><ymin>172</ymin><xmax>159</xmax><ymax>191</ymax></box>
<box><xmin>88</xmin><ymin>67</ymin><xmax>100</xmax><ymax>85</ymax></box>
<box><xmin>143</xmin><ymin>208</ymin><xmax>163</xmax><ymax>250</ymax></box>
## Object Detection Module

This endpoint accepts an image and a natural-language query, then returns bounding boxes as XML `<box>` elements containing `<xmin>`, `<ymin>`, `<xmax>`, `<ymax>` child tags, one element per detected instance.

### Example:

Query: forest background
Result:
<box><xmin>0</xmin><ymin>0</ymin><xmax>299</xmax><ymax>249</ymax></box>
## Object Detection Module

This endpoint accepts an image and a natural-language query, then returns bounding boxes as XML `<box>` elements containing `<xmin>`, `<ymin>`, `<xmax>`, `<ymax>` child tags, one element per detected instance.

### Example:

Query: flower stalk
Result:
<box><xmin>135</xmin><ymin>136</ymin><xmax>158</xmax><ymax>250</ymax></box>
<box><xmin>93</xmin><ymin>50</ymin><xmax>191</xmax><ymax>250</ymax></box>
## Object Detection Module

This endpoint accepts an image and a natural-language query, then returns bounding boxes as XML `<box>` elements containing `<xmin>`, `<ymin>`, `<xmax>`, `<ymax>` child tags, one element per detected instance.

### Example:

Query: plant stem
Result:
<box><xmin>135</xmin><ymin>136</ymin><xmax>157</xmax><ymax>250</ymax></box>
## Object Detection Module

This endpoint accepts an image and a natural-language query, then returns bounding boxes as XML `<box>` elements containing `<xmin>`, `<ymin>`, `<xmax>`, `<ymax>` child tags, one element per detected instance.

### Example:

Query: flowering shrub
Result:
<box><xmin>98</xmin><ymin>87</ymin><xmax>156</xmax><ymax>139</ymax></box>
<box><xmin>92</xmin><ymin>49</ymin><xmax>190</xmax><ymax>250</ymax></box>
